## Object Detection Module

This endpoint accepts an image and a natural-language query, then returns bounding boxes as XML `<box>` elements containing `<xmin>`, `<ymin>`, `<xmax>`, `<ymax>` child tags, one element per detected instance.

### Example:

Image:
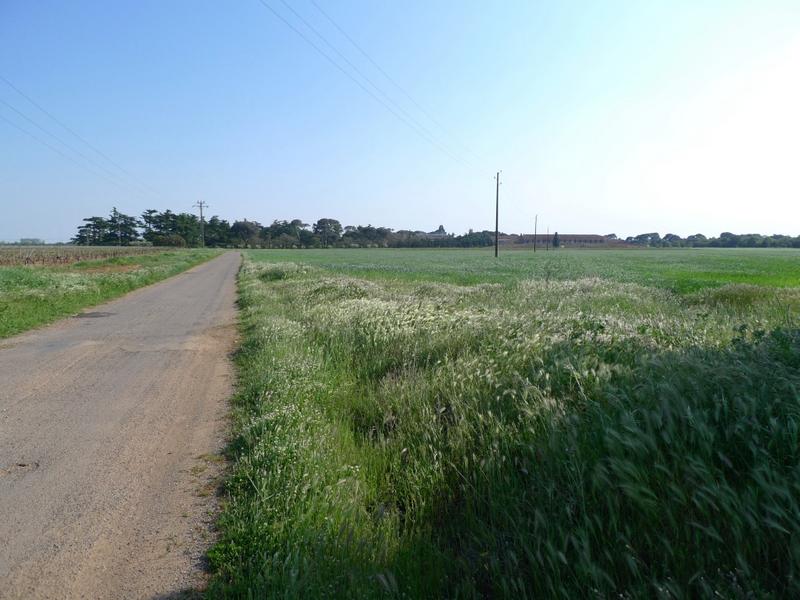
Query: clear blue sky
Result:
<box><xmin>2</xmin><ymin>0</ymin><xmax>799</xmax><ymax>242</ymax></box>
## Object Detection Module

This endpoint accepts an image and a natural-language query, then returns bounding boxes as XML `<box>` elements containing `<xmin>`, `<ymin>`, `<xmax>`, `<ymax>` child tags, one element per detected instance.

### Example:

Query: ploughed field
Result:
<box><xmin>0</xmin><ymin>249</ymin><xmax>218</xmax><ymax>338</ymax></box>
<box><xmin>211</xmin><ymin>248</ymin><xmax>800</xmax><ymax>598</ymax></box>
<box><xmin>0</xmin><ymin>244</ymin><xmax>163</xmax><ymax>265</ymax></box>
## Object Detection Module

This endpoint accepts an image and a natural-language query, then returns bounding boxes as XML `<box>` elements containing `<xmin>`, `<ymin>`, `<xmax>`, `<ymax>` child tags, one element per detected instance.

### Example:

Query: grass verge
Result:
<box><xmin>209</xmin><ymin>253</ymin><xmax>800</xmax><ymax>598</ymax></box>
<box><xmin>0</xmin><ymin>249</ymin><xmax>220</xmax><ymax>339</ymax></box>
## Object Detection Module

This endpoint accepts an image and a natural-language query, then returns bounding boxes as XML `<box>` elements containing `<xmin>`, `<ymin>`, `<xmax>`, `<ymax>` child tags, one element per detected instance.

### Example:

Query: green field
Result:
<box><xmin>0</xmin><ymin>249</ymin><xmax>219</xmax><ymax>339</ymax></box>
<box><xmin>226</xmin><ymin>247</ymin><xmax>800</xmax><ymax>290</ymax></box>
<box><xmin>210</xmin><ymin>248</ymin><xmax>800</xmax><ymax>598</ymax></box>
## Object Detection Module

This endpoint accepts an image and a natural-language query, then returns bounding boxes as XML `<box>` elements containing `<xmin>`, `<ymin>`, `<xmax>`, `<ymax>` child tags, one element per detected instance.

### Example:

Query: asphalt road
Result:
<box><xmin>0</xmin><ymin>251</ymin><xmax>240</xmax><ymax>599</ymax></box>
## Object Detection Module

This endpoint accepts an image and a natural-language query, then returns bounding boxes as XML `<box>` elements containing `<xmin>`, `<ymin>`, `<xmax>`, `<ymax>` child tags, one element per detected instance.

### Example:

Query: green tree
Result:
<box><xmin>686</xmin><ymin>233</ymin><xmax>708</xmax><ymax>247</ymax></box>
<box><xmin>72</xmin><ymin>209</ymin><xmax>139</xmax><ymax>245</ymax></box>
<box><xmin>149</xmin><ymin>233</ymin><xmax>187</xmax><ymax>247</ymax></box>
<box><xmin>231</xmin><ymin>220</ymin><xmax>262</xmax><ymax>247</ymax></box>
<box><xmin>106</xmin><ymin>207</ymin><xmax>141</xmax><ymax>245</ymax></box>
<box><xmin>313</xmin><ymin>218</ymin><xmax>342</xmax><ymax>247</ymax></box>
<box><xmin>141</xmin><ymin>209</ymin><xmax>159</xmax><ymax>237</ymax></box>
<box><xmin>552</xmin><ymin>231</ymin><xmax>560</xmax><ymax>248</ymax></box>
<box><xmin>72</xmin><ymin>216</ymin><xmax>109</xmax><ymax>245</ymax></box>
<box><xmin>205</xmin><ymin>216</ymin><xmax>232</xmax><ymax>247</ymax></box>
<box><xmin>148</xmin><ymin>210</ymin><xmax>179</xmax><ymax>243</ymax></box>
<box><xmin>289</xmin><ymin>219</ymin><xmax>309</xmax><ymax>245</ymax></box>
<box><xmin>634</xmin><ymin>232</ymin><xmax>661</xmax><ymax>246</ymax></box>
<box><xmin>174</xmin><ymin>213</ymin><xmax>201</xmax><ymax>246</ymax></box>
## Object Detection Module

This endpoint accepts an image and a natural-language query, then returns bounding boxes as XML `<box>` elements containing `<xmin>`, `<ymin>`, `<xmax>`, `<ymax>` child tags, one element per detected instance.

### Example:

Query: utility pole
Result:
<box><xmin>193</xmin><ymin>200</ymin><xmax>208</xmax><ymax>248</ymax></box>
<box><xmin>494</xmin><ymin>171</ymin><xmax>501</xmax><ymax>258</ymax></box>
<box><xmin>533</xmin><ymin>214</ymin><xmax>538</xmax><ymax>253</ymax></box>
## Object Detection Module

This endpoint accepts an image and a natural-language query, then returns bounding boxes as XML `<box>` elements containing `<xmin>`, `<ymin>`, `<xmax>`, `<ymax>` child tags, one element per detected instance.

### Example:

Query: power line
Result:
<box><xmin>0</xmin><ymin>96</ymin><xmax>136</xmax><ymax>190</ymax></box>
<box><xmin>308</xmin><ymin>0</ymin><xmax>487</xmax><ymax>165</ymax></box>
<box><xmin>255</xmin><ymin>0</ymin><xmax>477</xmax><ymax>172</ymax></box>
<box><xmin>0</xmin><ymin>74</ymin><xmax>160</xmax><ymax>198</ymax></box>
<box><xmin>277</xmin><ymin>0</ymin><xmax>474</xmax><ymax>169</ymax></box>
<box><xmin>0</xmin><ymin>112</ymin><xmax>128</xmax><ymax>183</ymax></box>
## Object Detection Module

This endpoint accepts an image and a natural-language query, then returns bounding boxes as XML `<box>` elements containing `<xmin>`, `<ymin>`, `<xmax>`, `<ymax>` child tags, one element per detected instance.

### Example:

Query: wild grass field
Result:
<box><xmin>228</xmin><ymin>247</ymin><xmax>800</xmax><ymax>290</ymax></box>
<box><xmin>210</xmin><ymin>248</ymin><xmax>800</xmax><ymax>598</ymax></box>
<box><xmin>0</xmin><ymin>249</ymin><xmax>219</xmax><ymax>339</ymax></box>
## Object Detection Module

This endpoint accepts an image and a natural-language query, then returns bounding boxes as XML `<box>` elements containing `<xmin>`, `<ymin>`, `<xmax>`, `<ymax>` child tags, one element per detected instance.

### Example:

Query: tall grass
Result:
<box><xmin>210</xmin><ymin>255</ymin><xmax>800</xmax><ymax>598</ymax></box>
<box><xmin>234</xmin><ymin>247</ymin><xmax>800</xmax><ymax>290</ymax></box>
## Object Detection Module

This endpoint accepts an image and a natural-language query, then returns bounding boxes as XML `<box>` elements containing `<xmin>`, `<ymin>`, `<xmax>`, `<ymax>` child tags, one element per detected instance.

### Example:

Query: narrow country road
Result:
<box><xmin>0</xmin><ymin>252</ymin><xmax>240</xmax><ymax>599</ymax></box>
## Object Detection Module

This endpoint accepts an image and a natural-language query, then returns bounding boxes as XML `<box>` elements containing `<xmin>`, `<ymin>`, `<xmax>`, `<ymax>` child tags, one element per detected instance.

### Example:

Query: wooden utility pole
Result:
<box><xmin>193</xmin><ymin>200</ymin><xmax>208</xmax><ymax>248</ymax></box>
<box><xmin>494</xmin><ymin>171</ymin><xmax>501</xmax><ymax>257</ymax></box>
<box><xmin>533</xmin><ymin>214</ymin><xmax>538</xmax><ymax>253</ymax></box>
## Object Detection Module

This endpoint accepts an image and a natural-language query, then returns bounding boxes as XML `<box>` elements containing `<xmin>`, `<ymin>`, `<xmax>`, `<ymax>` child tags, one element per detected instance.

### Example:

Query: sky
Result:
<box><xmin>1</xmin><ymin>0</ymin><xmax>800</xmax><ymax>242</ymax></box>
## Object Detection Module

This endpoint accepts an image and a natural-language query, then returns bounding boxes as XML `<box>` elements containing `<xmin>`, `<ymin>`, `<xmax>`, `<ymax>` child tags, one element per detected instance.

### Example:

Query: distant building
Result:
<box><xmin>425</xmin><ymin>225</ymin><xmax>448</xmax><ymax>239</ymax></box>
<box><xmin>503</xmin><ymin>234</ymin><xmax>626</xmax><ymax>248</ymax></box>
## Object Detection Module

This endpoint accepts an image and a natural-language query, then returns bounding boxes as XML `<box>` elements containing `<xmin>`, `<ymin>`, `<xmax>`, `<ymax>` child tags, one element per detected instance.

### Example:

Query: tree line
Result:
<box><xmin>71</xmin><ymin>208</ymin><xmax>497</xmax><ymax>248</ymax></box>
<box><xmin>71</xmin><ymin>208</ymin><xmax>800</xmax><ymax>249</ymax></box>
<box><xmin>622</xmin><ymin>231</ymin><xmax>800</xmax><ymax>248</ymax></box>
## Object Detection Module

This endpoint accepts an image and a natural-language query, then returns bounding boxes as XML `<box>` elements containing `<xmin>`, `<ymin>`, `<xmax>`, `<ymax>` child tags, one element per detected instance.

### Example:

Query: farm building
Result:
<box><xmin>503</xmin><ymin>234</ymin><xmax>625</xmax><ymax>247</ymax></box>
